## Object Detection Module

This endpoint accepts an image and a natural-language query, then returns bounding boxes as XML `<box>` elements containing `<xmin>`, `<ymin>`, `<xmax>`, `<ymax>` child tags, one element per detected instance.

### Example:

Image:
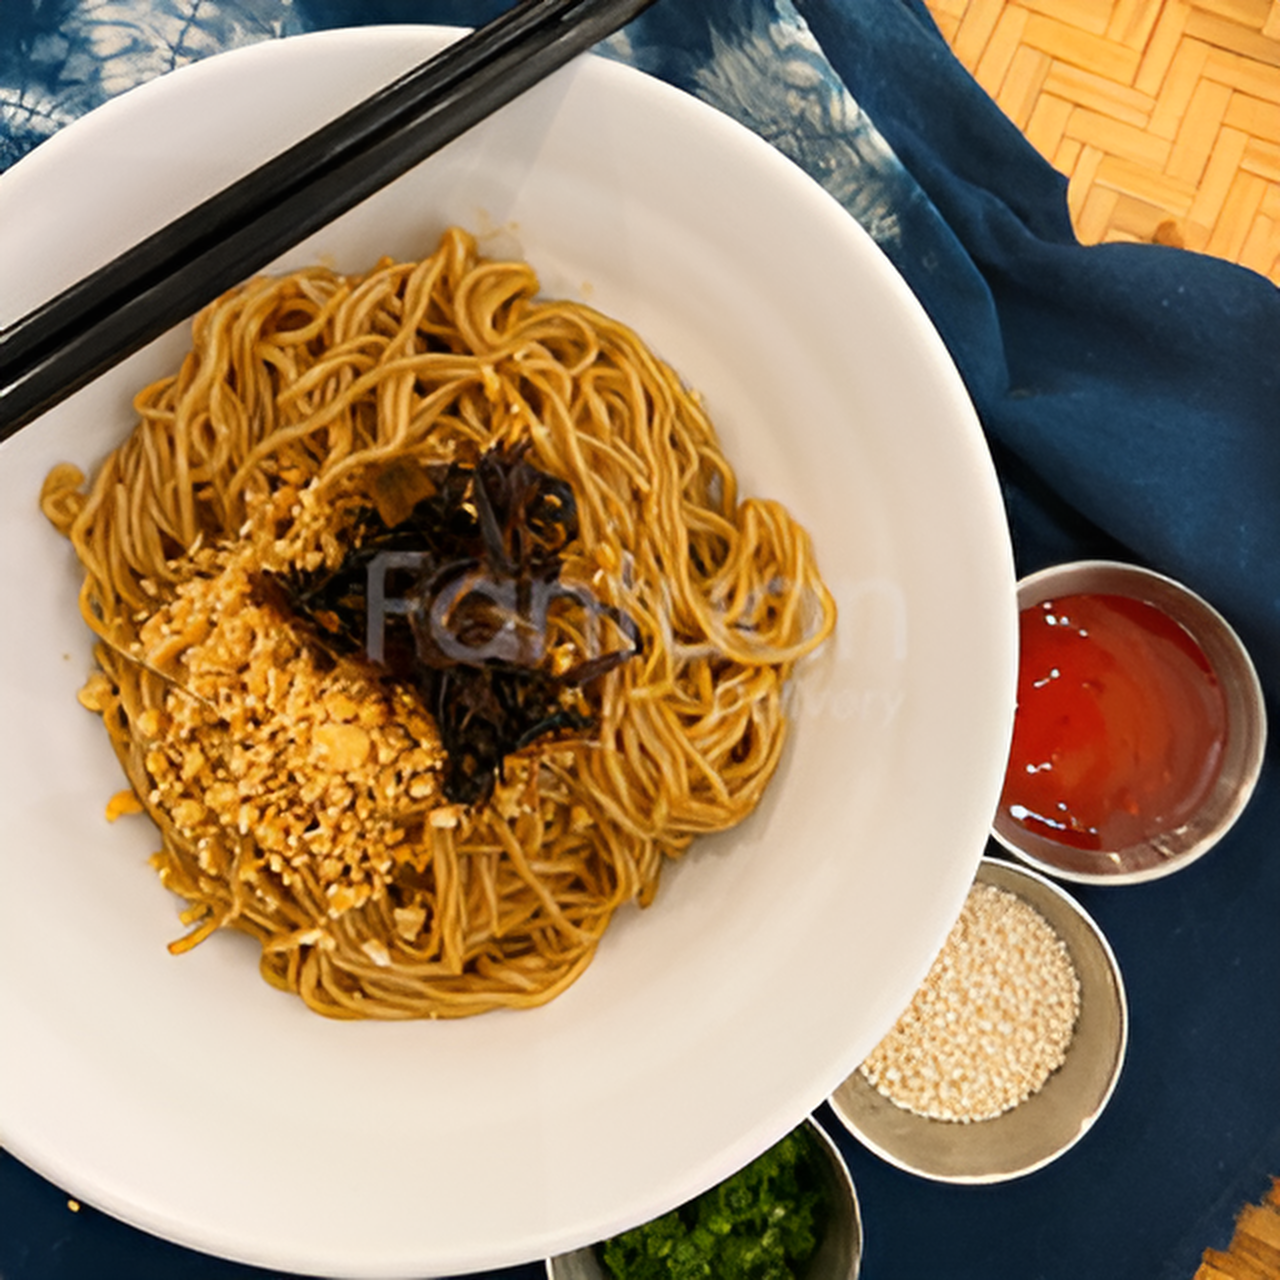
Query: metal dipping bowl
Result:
<box><xmin>828</xmin><ymin>857</ymin><xmax>1127</xmax><ymax>1184</ymax></box>
<box><xmin>545</xmin><ymin>1116</ymin><xmax>862</xmax><ymax>1279</ymax></box>
<box><xmin>991</xmin><ymin>560</ymin><xmax>1267</xmax><ymax>885</ymax></box>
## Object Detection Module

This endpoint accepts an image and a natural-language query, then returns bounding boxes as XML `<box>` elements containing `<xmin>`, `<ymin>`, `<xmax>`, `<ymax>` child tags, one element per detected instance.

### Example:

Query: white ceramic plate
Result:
<box><xmin>0</xmin><ymin>27</ymin><xmax>1016</xmax><ymax>1278</ymax></box>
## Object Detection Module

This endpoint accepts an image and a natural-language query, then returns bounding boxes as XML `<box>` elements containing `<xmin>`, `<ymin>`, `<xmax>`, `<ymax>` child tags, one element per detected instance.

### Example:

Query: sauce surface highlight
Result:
<box><xmin>1001</xmin><ymin>592</ymin><xmax>1227</xmax><ymax>851</ymax></box>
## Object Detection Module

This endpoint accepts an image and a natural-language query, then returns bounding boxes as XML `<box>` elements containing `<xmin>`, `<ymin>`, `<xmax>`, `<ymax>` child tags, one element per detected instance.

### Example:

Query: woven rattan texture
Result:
<box><xmin>1193</xmin><ymin>1178</ymin><xmax>1280</xmax><ymax>1279</ymax></box>
<box><xmin>924</xmin><ymin>0</ymin><xmax>1280</xmax><ymax>283</ymax></box>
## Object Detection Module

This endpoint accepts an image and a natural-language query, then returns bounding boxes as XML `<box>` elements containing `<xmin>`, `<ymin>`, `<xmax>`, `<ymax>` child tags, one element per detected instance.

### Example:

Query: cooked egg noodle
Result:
<box><xmin>42</xmin><ymin>228</ymin><xmax>835</xmax><ymax>1019</ymax></box>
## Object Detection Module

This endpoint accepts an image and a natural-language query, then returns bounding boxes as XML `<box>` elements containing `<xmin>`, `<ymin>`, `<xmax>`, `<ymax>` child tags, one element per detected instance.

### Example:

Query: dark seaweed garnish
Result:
<box><xmin>272</xmin><ymin>443</ymin><xmax>639</xmax><ymax>805</ymax></box>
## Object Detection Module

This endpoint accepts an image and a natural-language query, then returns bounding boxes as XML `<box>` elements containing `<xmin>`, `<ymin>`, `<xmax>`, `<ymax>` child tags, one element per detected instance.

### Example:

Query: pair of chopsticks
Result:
<box><xmin>0</xmin><ymin>0</ymin><xmax>656</xmax><ymax>441</ymax></box>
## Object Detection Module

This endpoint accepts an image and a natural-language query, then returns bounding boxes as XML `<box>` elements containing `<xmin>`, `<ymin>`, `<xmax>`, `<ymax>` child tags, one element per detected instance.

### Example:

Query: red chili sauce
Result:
<box><xmin>1000</xmin><ymin>592</ymin><xmax>1228</xmax><ymax>851</ymax></box>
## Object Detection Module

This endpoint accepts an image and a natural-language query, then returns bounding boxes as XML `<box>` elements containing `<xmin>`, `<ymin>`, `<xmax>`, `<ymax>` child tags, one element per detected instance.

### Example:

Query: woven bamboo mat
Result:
<box><xmin>1193</xmin><ymin>1178</ymin><xmax>1280</xmax><ymax>1279</ymax></box>
<box><xmin>922</xmin><ymin>0</ymin><xmax>1280</xmax><ymax>283</ymax></box>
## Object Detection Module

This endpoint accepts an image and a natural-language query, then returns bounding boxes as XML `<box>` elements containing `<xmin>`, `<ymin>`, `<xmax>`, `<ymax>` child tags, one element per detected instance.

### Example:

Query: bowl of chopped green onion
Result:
<box><xmin>545</xmin><ymin>1116</ymin><xmax>861</xmax><ymax>1280</ymax></box>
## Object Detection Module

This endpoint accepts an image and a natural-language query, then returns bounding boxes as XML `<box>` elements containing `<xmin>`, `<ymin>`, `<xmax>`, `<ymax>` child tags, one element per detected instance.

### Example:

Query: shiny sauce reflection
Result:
<box><xmin>1001</xmin><ymin>593</ymin><xmax>1227</xmax><ymax>851</ymax></box>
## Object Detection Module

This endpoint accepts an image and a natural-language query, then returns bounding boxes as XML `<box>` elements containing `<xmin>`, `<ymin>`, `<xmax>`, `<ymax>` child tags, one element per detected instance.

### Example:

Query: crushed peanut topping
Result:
<box><xmin>122</xmin><ymin>530</ymin><xmax>445</xmax><ymax>921</ymax></box>
<box><xmin>77</xmin><ymin>672</ymin><xmax>115</xmax><ymax>713</ymax></box>
<box><xmin>105</xmin><ymin>789</ymin><xmax>144</xmax><ymax>822</ymax></box>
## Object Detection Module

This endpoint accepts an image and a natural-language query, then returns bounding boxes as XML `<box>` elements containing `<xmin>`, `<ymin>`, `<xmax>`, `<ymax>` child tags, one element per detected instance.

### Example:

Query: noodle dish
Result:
<box><xmin>0</xmin><ymin>25</ymin><xmax>1016</xmax><ymax>1278</ymax></box>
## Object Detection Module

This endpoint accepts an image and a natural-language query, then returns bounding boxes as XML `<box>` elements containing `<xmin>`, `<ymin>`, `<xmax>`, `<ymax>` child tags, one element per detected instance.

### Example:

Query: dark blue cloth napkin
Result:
<box><xmin>2</xmin><ymin>1</ymin><xmax>1278</xmax><ymax>1278</ymax></box>
<box><xmin>797</xmin><ymin>0</ymin><xmax>1280</xmax><ymax>696</ymax></box>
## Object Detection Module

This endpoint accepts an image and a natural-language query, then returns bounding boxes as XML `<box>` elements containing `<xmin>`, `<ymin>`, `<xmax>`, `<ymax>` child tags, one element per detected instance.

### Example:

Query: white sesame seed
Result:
<box><xmin>859</xmin><ymin>882</ymin><xmax>1081</xmax><ymax>1122</ymax></box>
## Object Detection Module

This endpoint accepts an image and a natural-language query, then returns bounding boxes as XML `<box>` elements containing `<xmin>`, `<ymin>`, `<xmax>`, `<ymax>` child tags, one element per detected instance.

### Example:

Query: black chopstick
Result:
<box><xmin>0</xmin><ymin>0</ymin><xmax>656</xmax><ymax>440</ymax></box>
<box><xmin>2</xmin><ymin>0</ymin><xmax>623</xmax><ymax>385</ymax></box>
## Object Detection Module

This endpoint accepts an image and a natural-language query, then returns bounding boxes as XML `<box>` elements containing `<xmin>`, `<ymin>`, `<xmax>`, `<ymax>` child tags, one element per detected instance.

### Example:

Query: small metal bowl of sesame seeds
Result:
<box><xmin>827</xmin><ymin>856</ymin><xmax>1127</xmax><ymax>1184</ymax></box>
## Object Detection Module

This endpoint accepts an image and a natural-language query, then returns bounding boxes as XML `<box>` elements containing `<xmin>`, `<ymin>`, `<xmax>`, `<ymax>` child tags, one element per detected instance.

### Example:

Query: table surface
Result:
<box><xmin>2</xmin><ymin>3</ymin><xmax>1278</xmax><ymax>1278</ymax></box>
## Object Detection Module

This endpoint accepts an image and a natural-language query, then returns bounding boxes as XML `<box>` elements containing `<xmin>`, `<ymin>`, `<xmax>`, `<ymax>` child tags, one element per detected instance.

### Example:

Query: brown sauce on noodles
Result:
<box><xmin>42</xmin><ymin>227</ymin><xmax>836</xmax><ymax>1020</ymax></box>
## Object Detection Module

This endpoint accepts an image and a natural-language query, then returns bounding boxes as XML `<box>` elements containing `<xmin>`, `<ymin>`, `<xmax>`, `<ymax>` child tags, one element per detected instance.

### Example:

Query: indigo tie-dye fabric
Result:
<box><xmin>2</xmin><ymin>3</ymin><xmax>1279</xmax><ymax>1279</ymax></box>
<box><xmin>0</xmin><ymin>0</ymin><xmax>306</xmax><ymax>168</ymax></box>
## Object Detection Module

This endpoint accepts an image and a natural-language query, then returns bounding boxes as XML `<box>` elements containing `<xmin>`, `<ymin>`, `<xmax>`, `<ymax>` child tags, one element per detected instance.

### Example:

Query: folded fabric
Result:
<box><xmin>794</xmin><ymin>0</ymin><xmax>1280</xmax><ymax>697</ymax></box>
